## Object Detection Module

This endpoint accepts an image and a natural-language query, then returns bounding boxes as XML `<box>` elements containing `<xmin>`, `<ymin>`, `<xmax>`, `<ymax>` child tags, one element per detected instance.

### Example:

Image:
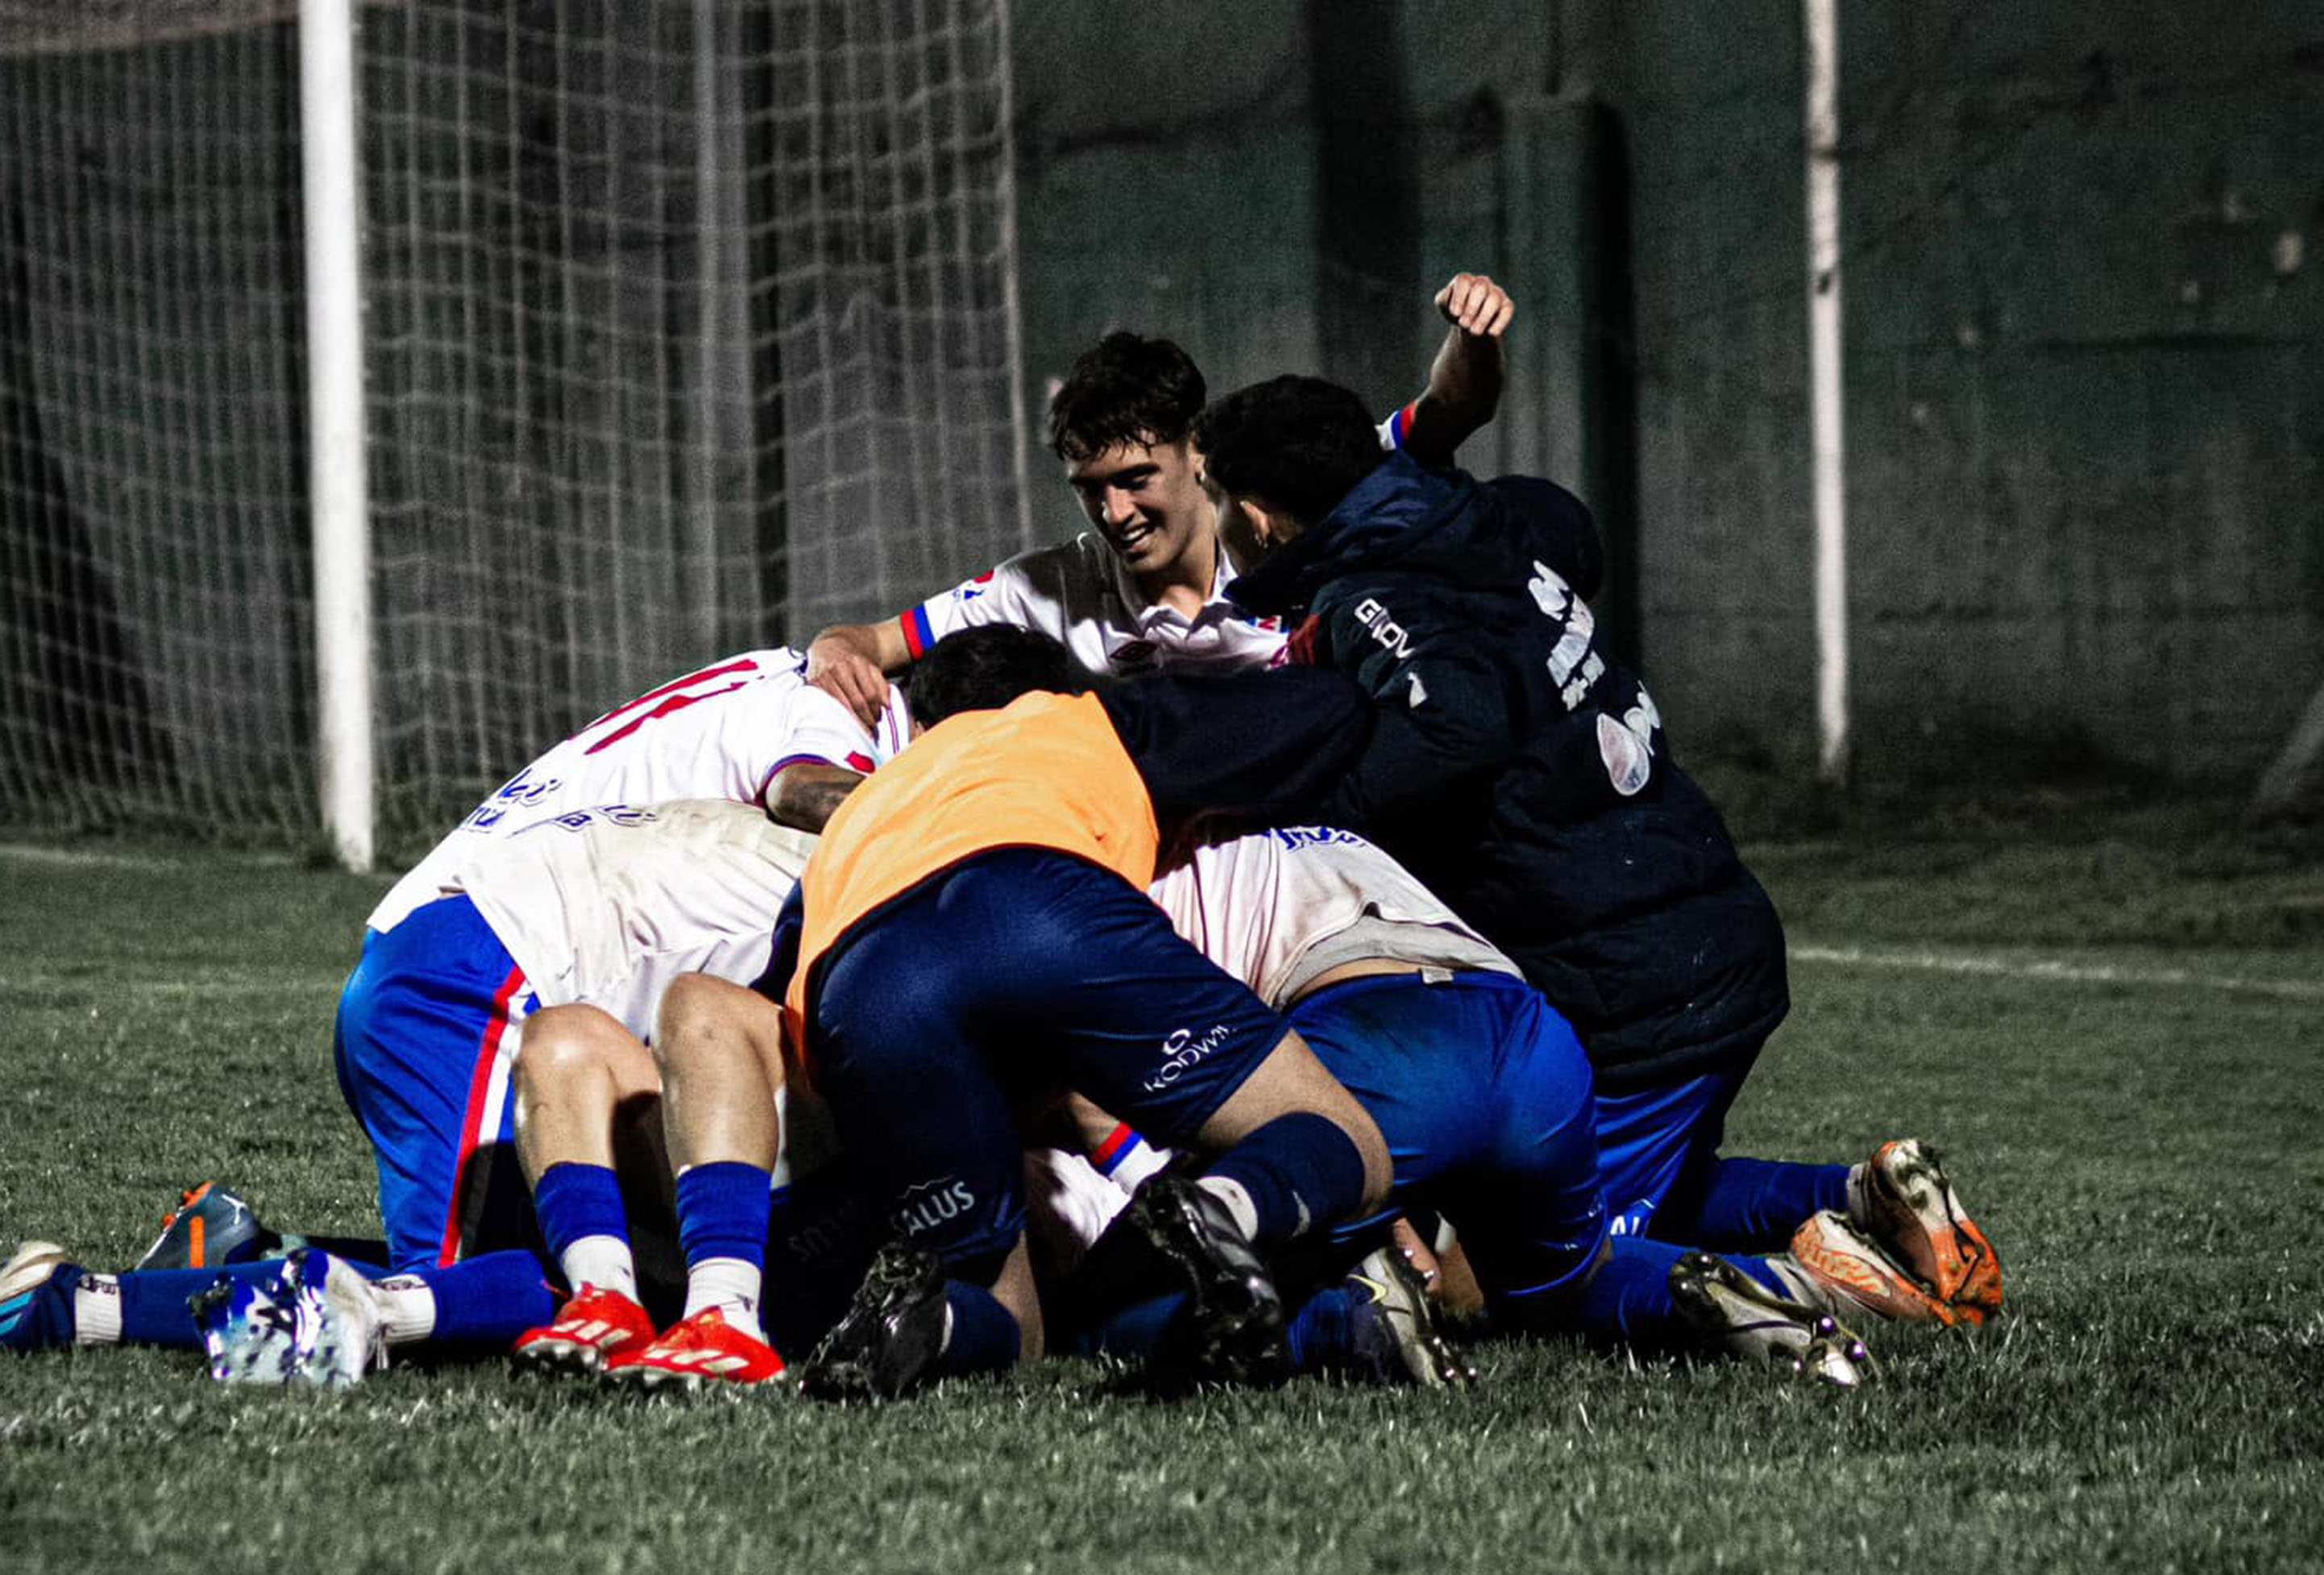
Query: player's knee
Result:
<box><xmin>653</xmin><ymin>973</ymin><xmax>778</xmax><ymax>1080</ymax></box>
<box><xmin>512</xmin><ymin>1004</ymin><xmax>632</xmax><ymax>1097</ymax></box>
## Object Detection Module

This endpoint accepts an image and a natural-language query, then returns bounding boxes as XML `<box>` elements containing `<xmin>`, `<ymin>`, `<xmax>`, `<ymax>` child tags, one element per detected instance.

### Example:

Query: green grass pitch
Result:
<box><xmin>2</xmin><ymin>800</ymin><xmax>2321</xmax><ymax>1573</ymax></box>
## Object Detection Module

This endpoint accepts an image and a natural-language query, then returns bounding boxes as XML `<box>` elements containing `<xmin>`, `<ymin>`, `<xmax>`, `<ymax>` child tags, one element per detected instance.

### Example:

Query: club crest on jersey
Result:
<box><xmin>1353</xmin><ymin>597</ymin><xmax>1416</xmax><ymax>659</ymax></box>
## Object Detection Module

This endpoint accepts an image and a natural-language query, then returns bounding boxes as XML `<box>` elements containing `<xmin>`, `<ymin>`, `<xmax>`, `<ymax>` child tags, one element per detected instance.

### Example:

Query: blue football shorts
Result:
<box><xmin>1289</xmin><ymin>970</ymin><xmax>1608</xmax><ymax>1302</ymax></box>
<box><xmin>333</xmin><ymin>895</ymin><xmax>541</xmax><ymax>1270</ymax></box>
<box><xmin>803</xmin><ymin>847</ymin><xmax>1289</xmax><ymax>1270</ymax></box>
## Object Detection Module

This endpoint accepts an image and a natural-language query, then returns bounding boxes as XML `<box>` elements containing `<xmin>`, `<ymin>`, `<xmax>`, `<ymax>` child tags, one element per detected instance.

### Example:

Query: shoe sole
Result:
<box><xmin>1139</xmin><ymin>1191</ymin><xmax>1284</xmax><ymax>1388</ymax></box>
<box><xmin>1</xmin><ymin>1242</ymin><xmax>70</xmax><ymax>1303</ymax></box>
<box><xmin>513</xmin><ymin>1335</ymin><xmax>623</xmax><ymax>1379</ymax></box>
<box><xmin>798</xmin><ymin>1248</ymin><xmax>946</xmax><ymax>1403</ymax></box>
<box><xmin>1864</xmin><ymin>1141</ymin><xmax>2002</xmax><ymax>1318</ymax></box>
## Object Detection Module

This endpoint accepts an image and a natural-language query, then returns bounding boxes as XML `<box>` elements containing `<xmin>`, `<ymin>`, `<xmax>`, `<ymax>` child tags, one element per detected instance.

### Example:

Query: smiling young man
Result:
<box><xmin>804</xmin><ymin>275</ymin><xmax>1514</xmax><ymax>726</ymax></box>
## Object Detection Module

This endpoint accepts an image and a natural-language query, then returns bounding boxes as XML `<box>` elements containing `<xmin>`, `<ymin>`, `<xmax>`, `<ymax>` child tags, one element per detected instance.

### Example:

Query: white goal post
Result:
<box><xmin>0</xmin><ymin>0</ymin><xmax>1032</xmax><ymax>864</ymax></box>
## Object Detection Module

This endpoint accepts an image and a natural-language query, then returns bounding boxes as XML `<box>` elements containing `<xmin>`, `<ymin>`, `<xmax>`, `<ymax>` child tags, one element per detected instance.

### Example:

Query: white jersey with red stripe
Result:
<box><xmin>370</xmin><ymin>647</ymin><xmax>906</xmax><ymax>935</ymax></box>
<box><xmin>1145</xmin><ymin>824</ymin><xmax>1519</xmax><ymax>1011</ymax></box>
<box><xmin>898</xmin><ymin>409</ymin><xmax>1417</xmax><ymax>677</ymax></box>
<box><xmin>902</xmin><ymin>531</ymin><xmax>1289</xmax><ymax>677</ymax></box>
<box><xmin>454</xmin><ymin>799</ymin><xmax>812</xmax><ymax>1038</ymax></box>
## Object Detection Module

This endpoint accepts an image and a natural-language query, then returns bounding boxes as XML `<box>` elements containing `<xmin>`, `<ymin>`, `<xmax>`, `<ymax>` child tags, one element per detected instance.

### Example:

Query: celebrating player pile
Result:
<box><xmin>1</xmin><ymin>272</ymin><xmax>1999</xmax><ymax>1397</ymax></box>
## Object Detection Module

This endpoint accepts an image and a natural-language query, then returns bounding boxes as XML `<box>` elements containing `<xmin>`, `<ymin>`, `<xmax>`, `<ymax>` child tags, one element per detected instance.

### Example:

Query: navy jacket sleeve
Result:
<box><xmin>1095</xmin><ymin>667</ymin><xmax>1376</xmax><ymax>825</ymax></box>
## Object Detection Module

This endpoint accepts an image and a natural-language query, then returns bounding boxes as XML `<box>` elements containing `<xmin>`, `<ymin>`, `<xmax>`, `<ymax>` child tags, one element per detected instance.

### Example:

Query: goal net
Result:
<box><xmin>0</xmin><ymin>0</ymin><xmax>1030</xmax><ymax>850</ymax></box>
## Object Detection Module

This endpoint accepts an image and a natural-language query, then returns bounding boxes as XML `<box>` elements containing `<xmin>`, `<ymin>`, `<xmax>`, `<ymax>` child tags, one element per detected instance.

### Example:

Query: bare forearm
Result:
<box><xmin>766</xmin><ymin>763</ymin><xmax>865</xmax><ymax>832</ymax></box>
<box><xmin>1401</xmin><ymin>272</ymin><xmax>1513</xmax><ymax>466</ymax></box>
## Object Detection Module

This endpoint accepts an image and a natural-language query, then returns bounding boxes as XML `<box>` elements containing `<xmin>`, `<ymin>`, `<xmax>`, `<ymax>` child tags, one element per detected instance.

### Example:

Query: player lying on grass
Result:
<box><xmin>0</xmin><ymin>800</ymin><xmax>835</xmax><ymax>1371</ymax></box>
<box><xmin>806</xmin><ymin>273</ymin><xmax>1514</xmax><ymax>725</ymax></box>
<box><xmin>1193</xmin><ymin>375</ymin><xmax>2002</xmax><ymax>1328</ymax></box>
<box><xmin>1066</xmin><ymin>821</ymin><xmax>2010</xmax><ymax>1383</ymax></box>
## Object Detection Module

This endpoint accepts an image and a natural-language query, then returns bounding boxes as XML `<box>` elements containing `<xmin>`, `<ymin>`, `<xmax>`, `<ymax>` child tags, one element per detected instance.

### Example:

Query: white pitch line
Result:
<box><xmin>0</xmin><ymin>844</ymin><xmax>190</xmax><ymax>871</ymax></box>
<box><xmin>1792</xmin><ymin>943</ymin><xmax>2324</xmax><ymax>1003</ymax></box>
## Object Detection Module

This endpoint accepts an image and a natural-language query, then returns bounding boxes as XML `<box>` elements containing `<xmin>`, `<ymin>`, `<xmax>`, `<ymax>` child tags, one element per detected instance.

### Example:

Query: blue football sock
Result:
<box><xmin>1069</xmin><ymin>1292</ymin><xmax>1179</xmax><ymax>1361</ymax></box>
<box><xmin>115</xmin><ymin>1252</ymin><xmax>559</xmax><ymax>1351</ymax></box>
<box><xmin>413</xmin><ymin>1250</ymin><xmax>558</xmax><ymax>1346</ymax></box>
<box><xmin>1652</xmin><ymin>1157</ymin><xmax>1851</xmax><ymax>1251</ymax></box>
<box><xmin>1283</xmin><ymin>1285</ymin><xmax>1355</xmax><ymax>1374</ymax></box>
<box><xmin>1204</xmin><ymin>1112</ymin><xmax>1367</xmax><ymax>1248</ymax></box>
<box><xmin>1558</xmin><ymin>1236</ymin><xmax>1692</xmax><ymax>1348</ymax></box>
<box><xmin>936</xmin><ymin>1279</ymin><xmax>1020</xmax><ymax>1376</ymax></box>
<box><xmin>1555</xmin><ymin>1237</ymin><xmax>1795</xmax><ymax>1350</ymax></box>
<box><xmin>674</xmin><ymin>1162</ymin><xmax>771</xmax><ymax>1273</ymax></box>
<box><xmin>531</xmin><ymin>1162</ymin><xmax>629</xmax><ymax>1264</ymax></box>
<box><xmin>117</xmin><ymin>1259</ymin><xmax>371</xmax><ymax>1349</ymax></box>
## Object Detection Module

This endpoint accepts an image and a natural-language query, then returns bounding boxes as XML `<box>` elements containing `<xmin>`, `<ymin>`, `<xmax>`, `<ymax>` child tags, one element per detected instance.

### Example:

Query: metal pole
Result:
<box><xmin>301</xmin><ymin>0</ymin><xmax>375</xmax><ymax>869</ymax></box>
<box><xmin>1804</xmin><ymin>0</ymin><xmax>1849</xmax><ymax>782</ymax></box>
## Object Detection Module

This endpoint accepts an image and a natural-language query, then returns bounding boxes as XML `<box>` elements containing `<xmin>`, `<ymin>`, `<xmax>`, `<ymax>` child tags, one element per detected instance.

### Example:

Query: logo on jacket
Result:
<box><xmin>1353</xmin><ymin>597</ymin><xmax>1416</xmax><ymax>659</ymax></box>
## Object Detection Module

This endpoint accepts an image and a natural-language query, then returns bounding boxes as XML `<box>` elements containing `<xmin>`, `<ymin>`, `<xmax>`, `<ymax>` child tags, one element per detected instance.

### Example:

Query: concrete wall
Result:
<box><xmin>1009</xmin><ymin>0</ymin><xmax>2324</xmax><ymax>785</ymax></box>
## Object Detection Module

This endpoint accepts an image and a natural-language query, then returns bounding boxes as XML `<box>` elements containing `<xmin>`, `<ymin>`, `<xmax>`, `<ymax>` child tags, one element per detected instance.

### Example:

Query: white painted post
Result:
<box><xmin>1804</xmin><ymin>0</ymin><xmax>1849</xmax><ymax>782</ymax></box>
<box><xmin>693</xmin><ymin>0</ymin><xmax>727</xmax><ymax>649</ymax></box>
<box><xmin>300</xmin><ymin>0</ymin><xmax>374</xmax><ymax>870</ymax></box>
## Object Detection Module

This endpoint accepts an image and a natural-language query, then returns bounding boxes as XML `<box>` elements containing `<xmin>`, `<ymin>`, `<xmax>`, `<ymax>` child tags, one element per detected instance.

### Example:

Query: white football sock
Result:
<box><xmin>1193</xmin><ymin>1174</ymin><xmax>1260</xmax><ymax>1243</ymax></box>
<box><xmin>73</xmin><ymin>1274</ymin><xmax>122</xmax><ymax>1344</ymax></box>
<box><xmin>368</xmin><ymin>1274</ymin><xmax>438</xmax><ymax>1346</ymax></box>
<box><xmin>1844</xmin><ymin>1162</ymin><xmax>1873</xmax><ymax>1227</ymax></box>
<box><xmin>682</xmin><ymin>1257</ymin><xmax>766</xmax><ymax>1344</ymax></box>
<box><xmin>558</xmin><ymin>1234</ymin><xmax>640</xmax><ymax>1303</ymax></box>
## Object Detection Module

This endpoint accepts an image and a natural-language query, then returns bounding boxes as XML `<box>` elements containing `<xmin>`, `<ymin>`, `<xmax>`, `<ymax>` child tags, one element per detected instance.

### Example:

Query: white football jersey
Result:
<box><xmin>371</xmin><ymin>646</ymin><xmax>907</xmax><ymax>934</ymax></box>
<box><xmin>459</xmin><ymin>798</ymin><xmax>841</xmax><ymax>1190</ymax></box>
<box><xmin>1146</xmin><ymin>825</ymin><xmax>1519</xmax><ymax>1010</ymax></box>
<box><xmin>457</xmin><ymin>799</ymin><xmax>811</xmax><ymax>1037</ymax></box>
<box><xmin>902</xmin><ymin>532</ymin><xmax>1288</xmax><ymax>677</ymax></box>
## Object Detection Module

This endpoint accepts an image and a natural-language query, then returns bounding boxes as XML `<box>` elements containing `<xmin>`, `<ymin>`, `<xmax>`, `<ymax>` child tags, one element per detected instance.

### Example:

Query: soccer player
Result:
<box><xmin>770</xmin><ymin>626</ymin><xmax>1409</xmax><ymax>1399</ymax></box>
<box><xmin>805</xmin><ymin>274</ymin><xmax>1514</xmax><ymax>724</ymax></box>
<box><xmin>347</xmin><ymin>646</ymin><xmax>905</xmax><ymax>1281</ymax></box>
<box><xmin>0</xmin><ymin>798</ymin><xmax>836</xmax><ymax>1370</ymax></box>
<box><xmin>1188</xmin><ymin>375</ymin><xmax>2002</xmax><ymax>1328</ymax></box>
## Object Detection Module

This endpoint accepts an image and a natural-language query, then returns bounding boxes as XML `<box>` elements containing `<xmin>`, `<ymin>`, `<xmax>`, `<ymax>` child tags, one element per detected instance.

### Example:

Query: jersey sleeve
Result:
<box><xmin>902</xmin><ymin>546</ymin><xmax>1077</xmax><ymax>659</ymax></box>
<box><xmin>761</xmin><ymin>684</ymin><xmax>883</xmax><ymax>793</ymax></box>
<box><xmin>1376</xmin><ymin>404</ymin><xmax>1417</xmax><ymax>453</ymax></box>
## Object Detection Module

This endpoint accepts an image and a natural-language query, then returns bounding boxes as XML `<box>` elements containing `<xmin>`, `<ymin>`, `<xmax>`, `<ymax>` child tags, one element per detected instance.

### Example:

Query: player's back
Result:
<box><xmin>1148</xmin><ymin>824</ymin><xmax>1517</xmax><ymax>1009</ymax></box>
<box><xmin>370</xmin><ymin>647</ymin><xmax>906</xmax><ymax>935</ymax></box>
<box><xmin>459</xmin><ymin>798</ymin><xmax>815</xmax><ymax>1041</ymax></box>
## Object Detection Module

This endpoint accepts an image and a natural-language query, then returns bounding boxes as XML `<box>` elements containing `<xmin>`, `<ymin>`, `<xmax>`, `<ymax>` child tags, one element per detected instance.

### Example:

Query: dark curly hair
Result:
<box><xmin>1191</xmin><ymin>375</ymin><xmax>1384</xmax><ymax>526</ymax></box>
<box><xmin>907</xmin><ymin>626</ymin><xmax>1099</xmax><ymax>729</ymax></box>
<box><xmin>1046</xmin><ymin>332</ymin><xmax>1206</xmax><ymax>463</ymax></box>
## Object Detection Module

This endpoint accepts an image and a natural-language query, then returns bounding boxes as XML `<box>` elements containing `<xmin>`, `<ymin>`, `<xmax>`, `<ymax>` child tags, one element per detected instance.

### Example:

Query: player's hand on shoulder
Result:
<box><xmin>1434</xmin><ymin>272</ymin><xmax>1514</xmax><ymax>339</ymax></box>
<box><xmin>806</xmin><ymin>624</ymin><xmax>890</xmax><ymax>730</ymax></box>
